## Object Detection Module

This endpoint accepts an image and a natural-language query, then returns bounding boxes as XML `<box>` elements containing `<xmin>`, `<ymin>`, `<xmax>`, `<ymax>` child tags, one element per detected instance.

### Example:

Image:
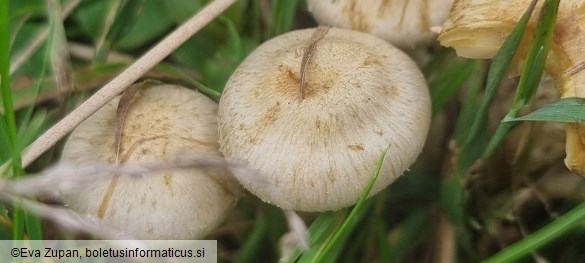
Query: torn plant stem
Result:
<box><xmin>299</xmin><ymin>26</ymin><xmax>329</xmax><ymax>100</ymax></box>
<box><xmin>21</xmin><ymin>0</ymin><xmax>237</xmax><ymax>168</ymax></box>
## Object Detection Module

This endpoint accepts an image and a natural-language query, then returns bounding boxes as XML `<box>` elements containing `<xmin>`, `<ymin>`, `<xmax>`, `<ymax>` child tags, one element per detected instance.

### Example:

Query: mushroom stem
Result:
<box><xmin>438</xmin><ymin>0</ymin><xmax>585</xmax><ymax>175</ymax></box>
<box><xmin>299</xmin><ymin>26</ymin><xmax>330</xmax><ymax>100</ymax></box>
<box><xmin>561</xmin><ymin>69</ymin><xmax>585</xmax><ymax>175</ymax></box>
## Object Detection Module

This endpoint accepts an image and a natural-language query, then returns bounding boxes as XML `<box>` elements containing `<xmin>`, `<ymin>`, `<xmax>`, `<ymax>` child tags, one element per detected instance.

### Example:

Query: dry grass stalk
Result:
<box><xmin>22</xmin><ymin>0</ymin><xmax>237</xmax><ymax>167</ymax></box>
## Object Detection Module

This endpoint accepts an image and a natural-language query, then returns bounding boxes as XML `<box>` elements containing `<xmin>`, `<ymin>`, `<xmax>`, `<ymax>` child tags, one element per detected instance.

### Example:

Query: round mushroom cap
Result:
<box><xmin>61</xmin><ymin>84</ymin><xmax>241</xmax><ymax>239</ymax></box>
<box><xmin>218</xmin><ymin>27</ymin><xmax>431</xmax><ymax>212</ymax></box>
<box><xmin>307</xmin><ymin>0</ymin><xmax>454</xmax><ymax>49</ymax></box>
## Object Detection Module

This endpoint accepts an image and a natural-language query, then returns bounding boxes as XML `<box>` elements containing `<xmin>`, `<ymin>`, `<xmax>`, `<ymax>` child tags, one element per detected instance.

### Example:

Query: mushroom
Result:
<box><xmin>61</xmin><ymin>84</ymin><xmax>241</xmax><ymax>239</ymax></box>
<box><xmin>438</xmin><ymin>0</ymin><xmax>585</xmax><ymax>175</ymax></box>
<box><xmin>217</xmin><ymin>27</ymin><xmax>431</xmax><ymax>212</ymax></box>
<box><xmin>307</xmin><ymin>0</ymin><xmax>454</xmax><ymax>50</ymax></box>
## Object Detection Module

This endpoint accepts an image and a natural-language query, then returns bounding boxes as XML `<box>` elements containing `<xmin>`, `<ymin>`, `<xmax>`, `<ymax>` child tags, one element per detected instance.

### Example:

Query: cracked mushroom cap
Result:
<box><xmin>218</xmin><ymin>28</ymin><xmax>431</xmax><ymax>212</ymax></box>
<box><xmin>307</xmin><ymin>0</ymin><xmax>454</xmax><ymax>49</ymax></box>
<box><xmin>61</xmin><ymin>84</ymin><xmax>241</xmax><ymax>239</ymax></box>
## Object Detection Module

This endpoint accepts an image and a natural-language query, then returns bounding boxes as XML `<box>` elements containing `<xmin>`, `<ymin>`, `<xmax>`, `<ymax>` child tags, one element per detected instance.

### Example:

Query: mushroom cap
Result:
<box><xmin>61</xmin><ymin>84</ymin><xmax>241</xmax><ymax>239</ymax></box>
<box><xmin>307</xmin><ymin>0</ymin><xmax>454</xmax><ymax>49</ymax></box>
<box><xmin>438</xmin><ymin>0</ymin><xmax>532</xmax><ymax>60</ymax></box>
<box><xmin>218</xmin><ymin>28</ymin><xmax>431</xmax><ymax>211</ymax></box>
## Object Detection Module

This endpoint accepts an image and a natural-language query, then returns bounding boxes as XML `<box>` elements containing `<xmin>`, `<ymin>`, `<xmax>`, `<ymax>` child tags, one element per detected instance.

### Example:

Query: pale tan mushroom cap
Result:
<box><xmin>218</xmin><ymin>28</ymin><xmax>431</xmax><ymax>211</ymax></box>
<box><xmin>307</xmin><ymin>0</ymin><xmax>453</xmax><ymax>49</ymax></box>
<box><xmin>61</xmin><ymin>85</ymin><xmax>241</xmax><ymax>239</ymax></box>
<box><xmin>439</xmin><ymin>0</ymin><xmax>536</xmax><ymax>60</ymax></box>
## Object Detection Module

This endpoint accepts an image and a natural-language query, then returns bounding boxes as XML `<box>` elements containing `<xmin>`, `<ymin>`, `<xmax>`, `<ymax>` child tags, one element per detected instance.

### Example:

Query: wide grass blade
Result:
<box><xmin>504</xmin><ymin>97</ymin><xmax>585</xmax><ymax>123</ymax></box>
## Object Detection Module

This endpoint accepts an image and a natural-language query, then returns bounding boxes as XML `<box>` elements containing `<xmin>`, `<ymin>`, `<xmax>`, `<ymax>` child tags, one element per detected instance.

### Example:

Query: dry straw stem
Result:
<box><xmin>21</xmin><ymin>0</ymin><xmax>237</xmax><ymax>167</ymax></box>
<box><xmin>113</xmin><ymin>83</ymin><xmax>141</xmax><ymax>164</ymax></box>
<box><xmin>2</xmin><ymin>154</ymin><xmax>262</xmax><ymax>200</ymax></box>
<box><xmin>68</xmin><ymin>42</ymin><xmax>133</xmax><ymax>62</ymax></box>
<box><xmin>299</xmin><ymin>26</ymin><xmax>329</xmax><ymax>100</ymax></box>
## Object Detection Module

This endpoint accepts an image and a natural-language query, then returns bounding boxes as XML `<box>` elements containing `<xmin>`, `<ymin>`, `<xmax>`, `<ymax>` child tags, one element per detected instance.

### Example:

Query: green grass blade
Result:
<box><xmin>387</xmin><ymin>209</ymin><xmax>430</xmax><ymax>262</ymax></box>
<box><xmin>455</xmin><ymin>62</ymin><xmax>488</xmax><ymax>170</ymax></box>
<box><xmin>0</xmin><ymin>0</ymin><xmax>28</xmax><ymax>241</ymax></box>
<box><xmin>284</xmin><ymin>211</ymin><xmax>344</xmax><ymax>263</ymax></box>
<box><xmin>24</xmin><ymin>211</ymin><xmax>42</xmax><ymax>240</ymax></box>
<box><xmin>374</xmin><ymin>218</ymin><xmax>391</xmax><ymax>262</ymax></box>
<box><xmin>0</xmin><ymin>0</ymin><xmax>17</xmax><ymax>151</ymax></box>
<box><xmin>269</xmin><ymin>0</ymin><xmax>299</xmax><ymax>37</ymax></box>
<box><xmin>422</xmin><ymin>47</ymin><xmax>450</xmax><ymax>77</ymax></box>
<box><xmin>203</xmin><ymin>15</ymin><xmax>252</xmax><ymax>90</ymax></box>
<box><xmin>429</xmin><ymin>57</ymin><xmax>476</xmax><ymax>115</ymax></box>
<box><xmin>301</xmin><ymin>150</ymin><xmax>387</xmax><ymax>263</ymax></box>
<box><xmin>16</xmin><ymin>2</ymin><xmax>54</xmax><ymax>151</ymax></box>
<box><xmin>94</xmin><ymin>0</ymin><xmax>144</xmax><ymax>62</ymax></box>
<box><xmin>0</xmin><ymin>117</ymin><xmax>11</xmax><ymax>161</ymax></box>
<box><xmin>17</xmin><ymin>110</ymin><xmax>47</xmax><ymax>153</ymax></box>
<box><xmin>238</xmin><ymin>210</ymin><xmax>268</xmax><ymax>263</ymax></box>
<box><xmin>482</xmin><ymin>202</ymin><xmax>585</xmax><ymax>263</ymax></box>
<box><xmin>426</xmin><ymin>52</ymin><xmax>477</xmax><ymax>116</ymax></box>
<box><xmin>504</xmin><ymin>97</ymin><xmax>585</xmax><ymax>122</ymax></box>
<box><xmin>483</xmin><ymin>0</ymin><xmax>560</xmax><ymax>158</ymax></box>
<box><xmin>462</xmin><ymin>0</ymin><xmax>537</xmax><ymax>152</ymax></box>
<box><xmin>154</xmin><ymin>63</ymin><xmax>222</xmax><ymax>102</ymax></box>
<box><xmin>1</xmin><ymin>0</ymin><xmax>44</xmax><ymax>240</ymax></box>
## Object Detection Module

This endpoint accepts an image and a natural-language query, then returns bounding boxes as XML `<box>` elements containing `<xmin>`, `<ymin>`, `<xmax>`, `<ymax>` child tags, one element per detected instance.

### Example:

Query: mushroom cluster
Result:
<box><xmin>438</xmin><ymin>0</ymin><xmax>585</xmax><ymax>175</ymax></box>
<box><xmin>307</xmin><ymin>0</ymin><xmax>454</xmax><ymax>50</ymax></box>
<box><xmin>61</xmin><ymin>84</ymin><xmax>241</xmax><ymax>239</ymax></box>
<box><xmin>218</xmin><ymin>27</ymin><xmax>431</xmax><ymax>212</ymax></box>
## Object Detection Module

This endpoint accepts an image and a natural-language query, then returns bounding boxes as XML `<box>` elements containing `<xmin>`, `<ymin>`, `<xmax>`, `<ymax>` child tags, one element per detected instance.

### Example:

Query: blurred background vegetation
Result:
<box><xmin>2</xmin><ymin>0</ymin><xmax>585</xmax><ymax>262</ymax></box>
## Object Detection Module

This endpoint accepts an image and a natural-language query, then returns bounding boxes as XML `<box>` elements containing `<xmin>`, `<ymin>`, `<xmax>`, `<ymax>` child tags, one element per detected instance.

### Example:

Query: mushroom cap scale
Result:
<box><xmin>218</xmin><ymin>28</ymin><xmax>431</xmax><ymax>211</ymax></box>
<box><xmin>307</xmin><ymin>0</ymin><xmax>453</xmax><ymax>49</ymax></box>
<box><xmin>61</xmin><ymin>84</ymin><xmax>241</xmax><ymax>239</ymax></box>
